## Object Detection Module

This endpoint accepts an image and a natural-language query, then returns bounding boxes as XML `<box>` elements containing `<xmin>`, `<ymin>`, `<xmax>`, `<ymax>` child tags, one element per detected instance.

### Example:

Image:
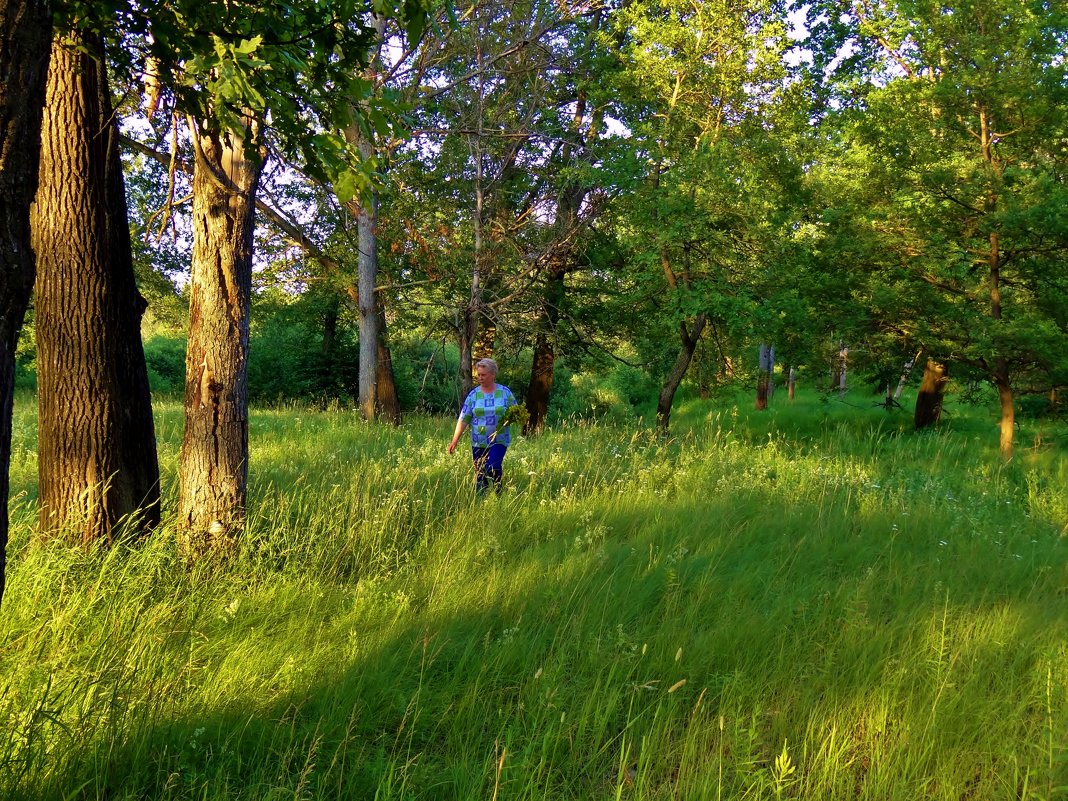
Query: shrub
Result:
<box><xmin>143</xmin><ymin>335</ymin><xmax>187</xmax><ymax>396</ymax></box>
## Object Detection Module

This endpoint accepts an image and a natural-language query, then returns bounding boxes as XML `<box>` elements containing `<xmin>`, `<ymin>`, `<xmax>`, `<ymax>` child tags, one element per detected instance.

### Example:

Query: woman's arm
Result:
<box><xmin>447</xmin><ymin>418</ymin><xmax>468</xmax><ymax>454</ymax></box>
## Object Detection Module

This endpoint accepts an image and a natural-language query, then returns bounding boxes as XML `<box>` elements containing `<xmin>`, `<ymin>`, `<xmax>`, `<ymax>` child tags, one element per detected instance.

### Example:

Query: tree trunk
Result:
<box><xmin>458</xmin><ymin>305</ymin><xmax>476</xmax><ymax>396</ymax></box>
<box><xmin>995</xmin><ymin>357</ymin><xmax>1014</xmax><ymax>461</ymax></box>
<box><xmin>0</xmin><ymin>0</ymin><xmax>51</xmax><ymax>603</ymax></box>
<box><xmin>914</xmin><ymin>359</ymin><xmax>948</xmax><ymax>430</ymax></box>
<box><xmin>357</xmin><ymin>184</ymin><xmax>378</xmax><ymax>420</ymax></box>
<box><xmin>833</xmin><ymin>345</ymin><xmax>848</xmax><ymax>396</ymax></box>
<box><xmin>31</xmin><ymin>31</ymin><xmax>160</xmax><ymax>542</ymax></box>
<box><xmin>526</xmin><ymin>329</ymin><xmax>555</xmax><ymax>433</ymax></box>
<box><xmin>526</xmin><ymin>268</ymin><xmax>568</xmax><ymax>433</ymax></box>
<box><xmin>895</xmin><ymin>349</ymin><xmax>922</xmax><ymax>400</ymax></box>
<box><xmin>473</xmin><ymin>314</ymin><xmax>495</xmax><ymax>367</ymax></box>
<box><xmin>987</xmin><ymin>224</ymin><xmax>1014</xmax><ymax>460</ymax></box>
<box><xmin>179</xmin><ymin>118</ymin><xmax>263</xmax><ymax>555</ymax></box>
<box><xmin>788</xmin><ymin>367</ymin><xmax>796</xmax><ymax>400</ymax></box>
<box><xmin>755</xmin><ymin>344</ymin><xmax>773</xmax><ymax>410</ymax></box>
<box><xmin>374</xmin><ymin>305</ymin><xmax>400</xmax><ymax>425</ymax></box>
<box><xmin>656</xmin><ymin>314</ymin><xmax>707</xmax><ymax>432</ymax></box>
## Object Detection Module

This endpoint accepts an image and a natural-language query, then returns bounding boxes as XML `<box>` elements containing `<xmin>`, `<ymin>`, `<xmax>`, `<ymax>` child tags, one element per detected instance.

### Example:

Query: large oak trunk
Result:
<box><xmin>0</xmin><ymin>0</ymin><xmax>51</xmax><ymax>603</ymax></box>
<box><xmin>914</xmin><ymin>359</ymin><xmax>948</xmax><ymax>430</ymax></box>
<box><xmin>179</xmin><ymin>121</ymin><xmax>263</xmax><ymax>553</ymax></box>
<box><xmin>31</xmin><ymin>32</ymin><xmax>160</xmax><ymax>542</ymax></box>
<box><xmin>656</xmin><ymin>314</ymin><xmax>707</xmax><ymax>432</ymax></box>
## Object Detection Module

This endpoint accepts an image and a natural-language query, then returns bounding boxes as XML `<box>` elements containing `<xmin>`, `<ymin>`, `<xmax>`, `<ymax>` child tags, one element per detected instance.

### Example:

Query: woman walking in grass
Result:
<box><xmin>447</xmin><ymin>358</ymin><xmax>518</xmax><ymax>496</ymax></box>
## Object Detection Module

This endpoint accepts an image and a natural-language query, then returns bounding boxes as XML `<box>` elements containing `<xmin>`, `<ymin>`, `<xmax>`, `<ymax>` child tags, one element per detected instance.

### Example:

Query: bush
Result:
<box><xmin>389</xmin><ymin>338</ymin><xmax>463</xmax><ymax>414</ymax></box>
<box><xmin>548</xmin><ymin>361</ymin><xmax>658</xmax><ymax>424</ymax></box>
<box><xmin>144</xmin><ymin>335</ymin><xmax>187</xmax><ymax>396</ymax></box>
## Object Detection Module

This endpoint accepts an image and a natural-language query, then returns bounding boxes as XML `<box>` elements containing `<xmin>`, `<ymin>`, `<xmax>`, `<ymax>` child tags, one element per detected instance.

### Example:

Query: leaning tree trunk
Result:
<box><xmin>895</xmin><ymin>349</ymin><xmax>922</xmax><ymax>400</ymax></box>
<box><xmin>0</xmin><ymin>0</ymin><xmax>51</xmax><ymax>604</ymax></box>
<box><xmin>178</xmin><ymin>119</ymin><xmax>263</xmax><ymax>555</ymax></box>
<box><xmin>656</xmin><ymin>314</ymin><xmax>707</xmax><ymax>432</ymax></box>
<box><xmin>914</xmin><ymin>359</ymin><xmax>948</xmax><ymax>430</ymax></box>
<box><xmin>31</xmin><ymin>31</ymin><xmax>160</xmax><ymax>542</ymax></box>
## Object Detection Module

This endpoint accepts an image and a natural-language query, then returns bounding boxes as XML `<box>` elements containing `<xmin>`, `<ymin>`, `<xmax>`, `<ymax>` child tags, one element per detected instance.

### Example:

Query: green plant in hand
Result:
<box><xmin>492</xmin><ymin>402</ymin><xmax>529</xmax><ymax>440</ymax></box>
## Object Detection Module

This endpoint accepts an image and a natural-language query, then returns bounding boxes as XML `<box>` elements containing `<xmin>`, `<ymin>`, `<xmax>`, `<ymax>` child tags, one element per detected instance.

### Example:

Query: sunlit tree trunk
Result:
<box><xmin>179</xmin><ymin>117</ymin><xmax>264</xmax><ymax>554</ymax></box>
<box><xmin>357</xmin><ymin>179</ymin><xmax>379</xmax><ymax>420</ymax></box>
<box><xmin>0</xmin><ymin>0</ymin><xmax>51</xmax><ymax>604</ymax></box>
<box><xmin>914</xmin><ymin>359</ymin><xmax>948</xmax><ymax>430</ymax></box>
<box><xmin>788</xmin><ymin>366</ymin><xmax>796</xmax><ymax>400</ymax></box>
<box><xmin>32</xmin><ymin>31</ymin><xmax>160</xmax><ymax>542</ymax></box>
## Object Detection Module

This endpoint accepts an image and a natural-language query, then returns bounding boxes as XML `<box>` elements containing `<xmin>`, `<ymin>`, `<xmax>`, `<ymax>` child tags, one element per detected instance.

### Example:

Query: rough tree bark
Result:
<box><xmin>0</xmin><ymin>0</ymin><xmax>51</xmax><ymax>604</ymax></box>
<box><xmin>914</xmin><ymin>359</ymin><xmax>948</xmax><ymax>430</ymax></box>
<box><xmin>31</xmin><ymin>31</ymin><xmax>160</xmax><ymax>542</ymax></box>
<box><xmin>178</xmin><ymin>118</ymin><xmax>264</xmax><ymax>554</ymax></box>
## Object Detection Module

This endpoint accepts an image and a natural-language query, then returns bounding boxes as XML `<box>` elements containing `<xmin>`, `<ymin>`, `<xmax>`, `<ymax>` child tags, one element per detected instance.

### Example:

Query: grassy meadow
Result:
<box><xmin>2</xmin><ymin>389</ymin><xmax>1068</xmax><ymax>800</ymax></box>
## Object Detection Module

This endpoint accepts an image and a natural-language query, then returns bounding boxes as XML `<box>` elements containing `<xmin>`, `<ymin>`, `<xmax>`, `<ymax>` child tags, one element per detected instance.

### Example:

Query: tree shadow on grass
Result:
<box><xmin>15</xmin><ymin>482</ymin><xmax>1068</xmax><ymax>801</ymax></box>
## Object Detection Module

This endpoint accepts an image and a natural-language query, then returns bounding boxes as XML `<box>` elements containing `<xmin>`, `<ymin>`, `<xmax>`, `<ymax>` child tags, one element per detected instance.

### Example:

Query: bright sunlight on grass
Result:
<box><xmin>2</xmin><ymin>392</ymin><xmax>1067</xmax><ymax>800</ymax></box>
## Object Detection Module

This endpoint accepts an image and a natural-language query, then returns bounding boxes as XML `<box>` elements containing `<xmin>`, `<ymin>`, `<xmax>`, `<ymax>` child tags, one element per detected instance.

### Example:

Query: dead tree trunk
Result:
<box><xmin>895</xmin><ymin>349</ymin><xmax>922</xmax><ymax>400</ymax></box>
<box><xmin>31</xmin><ymin>31</ymin><xmax>160</xmax><ymax>542</ymax></box>
<box><xmin>756</xmin><ymin>344</ymin><xmax>773</xmax><ymax>410</ymax></box>
<box><xmin>914</xmin><ymin>359</ymin><xmax>948</xmax><ymax>430</ymax></box>
<box><xmin>0</xmin><ymin>0</ymin><xmax>52</xmax><ymax>604</ymax></box>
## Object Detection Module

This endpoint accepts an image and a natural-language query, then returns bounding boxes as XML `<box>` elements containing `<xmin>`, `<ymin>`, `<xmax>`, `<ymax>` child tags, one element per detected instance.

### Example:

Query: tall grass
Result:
<box><xmin>1</xmin><ymin>391</ymin><xmax>1066</xmax><ymax>800</ymax></box>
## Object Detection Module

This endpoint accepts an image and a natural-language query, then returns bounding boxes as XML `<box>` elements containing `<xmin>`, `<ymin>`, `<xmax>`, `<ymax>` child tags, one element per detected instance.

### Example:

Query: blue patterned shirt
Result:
<box><xmin>460</xmin><ymin>385</ymin><xmax>518</xmax><ymax>447</ymax></box>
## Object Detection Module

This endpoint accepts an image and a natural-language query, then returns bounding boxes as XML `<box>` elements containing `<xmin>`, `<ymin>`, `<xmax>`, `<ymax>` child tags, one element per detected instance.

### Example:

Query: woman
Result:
<box><xmin>447</xmin><ymin>358</ymin><xmax>518</xmax><ymax>496</ymax></box>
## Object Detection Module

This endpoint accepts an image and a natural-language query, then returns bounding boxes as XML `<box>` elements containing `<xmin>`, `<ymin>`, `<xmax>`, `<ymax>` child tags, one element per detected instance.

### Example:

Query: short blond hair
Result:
<box><xmin>475</xmin><ymin>358</ymin><xmax>498</xmax><ymax>376</ymax></box>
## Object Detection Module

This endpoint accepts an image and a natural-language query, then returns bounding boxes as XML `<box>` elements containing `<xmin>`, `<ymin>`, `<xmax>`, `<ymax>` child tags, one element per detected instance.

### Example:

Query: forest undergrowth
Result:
<box><xmin>2</xmin><ymin>391</ymin><xmax>1067</xmax><ymax>800</ymax></box>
